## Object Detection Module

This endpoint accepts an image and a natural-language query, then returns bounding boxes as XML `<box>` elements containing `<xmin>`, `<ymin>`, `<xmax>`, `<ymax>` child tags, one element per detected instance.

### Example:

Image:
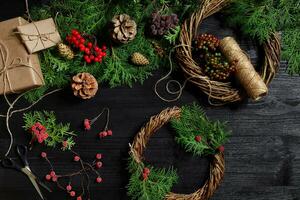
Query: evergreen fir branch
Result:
<box><xmin>171</xmin><ymin>103</ymin><xmax>230</xmax><ymax>156</ymax></box>
<box><xmin>226</xmin><ymin>0</ymin><xmax>300</xmax><ymax>74</ymax></box>
<box><xmin>23</xmin><ymin>111</ymin><xmax>76</xmax><ymax>150</ymax></box>
<box><xmin>25</xmin><ymin>0</ymin><xmax>201</xmax><ymax>102</ymax></box>
<box><xmin>282</xmin><ymin>28</ymin><xmax>300</xmax><ymax>74</ymax></box>
<box><xmin>164</xmin><ymin>25</ymin><xmax>181</xmax><ymax>45</ymax></box>
<box><xmin>127</xmin><ymin>156</ymin><xmax>178</xmax><ymax>200</ymax></box>
<box><xmin>26</xmin><ymin>0</ymin><xmax>165</xmax><ymax>101</ymax></box>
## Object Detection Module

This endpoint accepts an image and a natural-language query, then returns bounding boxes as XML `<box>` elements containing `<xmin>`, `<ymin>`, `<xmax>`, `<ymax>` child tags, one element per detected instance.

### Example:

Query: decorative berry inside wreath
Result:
<box><xmin>127</xmin><ymin>104</ymin><xmax>230</xmax><ymax>200</ymax></box>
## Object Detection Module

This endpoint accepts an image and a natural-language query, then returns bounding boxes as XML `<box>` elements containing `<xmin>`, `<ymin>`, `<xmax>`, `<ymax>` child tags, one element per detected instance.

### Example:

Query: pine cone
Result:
<box><xmin>150</xmin><ymin>12</ymin><xmax>179</xmax><ymax>36</ymax></box>
<box><xmin>111</xmin><ymin>14</ymin><xmax>137</xmax><ymax>44</ymax></box>
<box><xmin>131</xmin><ymin>52</ymin><xmax>149</xmax><ymax>66</ymax></box>
<box><xmin>58</xmin><ymin>43</ymin><xmax>74</xmax><ymax>60</ymax></box>
<box><xmin>71</xmin><ymin>73</ymin><xmax>98</xmax><ymax>99</ymax></box>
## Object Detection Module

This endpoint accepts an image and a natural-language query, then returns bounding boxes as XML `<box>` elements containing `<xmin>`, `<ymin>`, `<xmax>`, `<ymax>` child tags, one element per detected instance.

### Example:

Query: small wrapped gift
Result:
<box><xmin>17</xmin><ymin>18</ymin><xmax>61</xmax><ymax>54</ymax></box>
<box><xmin>0</xmin><ymin>17</ymin><xmax>44</xmax><ymax>95</ymax></box>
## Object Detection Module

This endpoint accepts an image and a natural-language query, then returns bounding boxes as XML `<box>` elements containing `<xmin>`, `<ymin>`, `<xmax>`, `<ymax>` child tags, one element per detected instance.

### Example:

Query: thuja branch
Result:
<box><xmin>23</xmin><ymin>111</ymin><xmax>76</xmax><ymax>150</ymax></box>
<box><xmin>0</xmin><ymin>89</ymin><xmax>61</xmax><ymax>157</ymax></box>
<box><xmin>171</xmin><ymin>103</ymin><xmax>230</xmax><ymax>156</ymax></box>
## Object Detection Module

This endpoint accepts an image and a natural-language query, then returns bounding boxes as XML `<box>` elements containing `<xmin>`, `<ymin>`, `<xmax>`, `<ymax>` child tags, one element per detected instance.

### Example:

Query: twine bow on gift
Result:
<box><xmin>0</xmin><ymin>40</ymin><xmax>44</xmax><ymax>94</ymax></box>
<box><xmin>15</xmin><ymin>22</ymin><xmax>57</xmax><ymax>53</ymax></box>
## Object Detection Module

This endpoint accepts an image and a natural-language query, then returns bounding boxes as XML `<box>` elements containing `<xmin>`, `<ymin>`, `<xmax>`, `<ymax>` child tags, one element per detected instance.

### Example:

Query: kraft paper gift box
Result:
<box><xmin>0</xmin><ymin>17</ymin><xmax>44</xmax><ymax>95</ymax></box>
<box><xmin>17</xmin><ymin>18</ymin><xmax>61</xmax><ymax>54</ymax></box>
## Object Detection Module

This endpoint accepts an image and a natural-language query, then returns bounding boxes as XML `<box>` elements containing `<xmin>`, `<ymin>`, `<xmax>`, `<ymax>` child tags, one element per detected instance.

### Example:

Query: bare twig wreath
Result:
<box><xmin>176</xmin><ymin>0</ymin><xmax>281</xmax><ymax>104</ymax></box>
<box><xmin>129</xmin><ymin>106</ymin><xmax>226</xmax><ymax>200</ymax></box>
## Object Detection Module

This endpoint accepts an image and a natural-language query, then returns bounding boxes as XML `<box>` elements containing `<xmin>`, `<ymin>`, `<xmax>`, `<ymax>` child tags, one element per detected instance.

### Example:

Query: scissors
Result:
<box><xmin>1</xmin><ymin>145</ymin><xmax>51</xmax><ymax>200</ymax></box>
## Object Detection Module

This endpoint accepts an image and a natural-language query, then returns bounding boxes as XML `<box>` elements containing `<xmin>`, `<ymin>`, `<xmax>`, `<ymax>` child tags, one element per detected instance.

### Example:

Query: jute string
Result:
<box><xmin>90</xmin><ymin>107</ymin><xmax>110</xmax><ymax>131</ymax></box>
<box><xmin>0</xmin><ymin>34</ymin><xmax>57</xmax><ymax>158</ymax></box>
<box><xmin>154</xmin><ymin>45</ymin><xmax>215</xmax><ymax>103</ymax></box>
<box><xmin>219</xmin><ymin>37</ymin><xmax>268</xmax><ymax>101</ymax></box>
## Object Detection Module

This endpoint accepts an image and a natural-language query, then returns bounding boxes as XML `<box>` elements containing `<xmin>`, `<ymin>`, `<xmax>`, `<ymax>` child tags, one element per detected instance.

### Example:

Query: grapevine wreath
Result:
<box><xmin>128</xmin><ymin>104</ymin><xmax>230</xmax><ymax>200</ymax></box>
<box><xmin>176</xmin><ymin>0</ymin><xmax>281</xmax><ymax>104</ymax></box>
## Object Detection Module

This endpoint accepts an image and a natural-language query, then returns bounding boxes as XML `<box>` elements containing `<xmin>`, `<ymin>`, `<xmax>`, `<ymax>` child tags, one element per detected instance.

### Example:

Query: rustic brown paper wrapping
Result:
<box><xmin>0</xmin><ymin>17</ymin><xmax>44</xmax><ymax>95</ymax></box>
<box><xmin>17</xmin><ymin>18</ymin><xmax>61</xmax><ymax>53</ymax></box>
<box><xmin>219</xmin><ymin>37</ymin><xmax>268</xmax><ymax>101</ymax></box>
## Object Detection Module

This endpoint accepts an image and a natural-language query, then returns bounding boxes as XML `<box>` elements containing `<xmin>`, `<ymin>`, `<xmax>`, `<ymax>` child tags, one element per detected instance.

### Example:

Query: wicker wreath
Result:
<box><xmin>176</xmin><ymin>0</ymin><xmax>281</xmax><ymax>104</ymax></box>
<box><xmin>129</xmin><ymin>106</ymin><xmax>225</xmax><ymax>200</ymax></box>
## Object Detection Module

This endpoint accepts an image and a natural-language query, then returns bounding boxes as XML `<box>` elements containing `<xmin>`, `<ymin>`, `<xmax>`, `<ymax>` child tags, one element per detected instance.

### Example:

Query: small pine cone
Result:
<box><xmin>71</xmin><ymin>73</ymin><xmax>98</xmax><ymax>99</ymax></box>
<box><xmin>58</xmin><ymin>43</ymin><xmax>74</xmax><ymax>60</ymax></box>
<box><xmin>131</xmin><ymin>52</ymin><xmax>149</xmax><ymax>66</ymax></box>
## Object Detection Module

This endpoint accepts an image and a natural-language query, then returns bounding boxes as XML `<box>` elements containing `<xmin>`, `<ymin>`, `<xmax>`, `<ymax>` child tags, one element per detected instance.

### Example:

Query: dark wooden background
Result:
<box><xmin>0</xmin><ymin>1</ymin><xmax>300</xmax><ymax>200</ymax></box>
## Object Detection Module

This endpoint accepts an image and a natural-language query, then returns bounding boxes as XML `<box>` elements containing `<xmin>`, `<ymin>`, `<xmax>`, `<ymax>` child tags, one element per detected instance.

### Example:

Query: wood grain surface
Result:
<box><xmin>0</xmin><ymin>1</ymin><xmax>299</xmax><ymax>200</ymax></box>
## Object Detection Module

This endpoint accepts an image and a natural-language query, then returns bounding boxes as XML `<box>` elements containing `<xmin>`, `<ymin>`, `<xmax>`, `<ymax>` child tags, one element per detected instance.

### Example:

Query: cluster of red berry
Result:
<box><xmin>41</xmin><ymin>151</ymin><xmax>103</xmax><ymax>200</ymax></box>
<box><xmin>30</xmin><ymin>122</ymin><xmax>49</xmax><ymax>144</ymax></box>
<box><xmin>141</xmin><ymin>167</ymin><xmax>150</xmax><ymax>181</ymax></box>
<box><xmin>83</xmin><ymin>119</ymin><xmax>92</xmax><ymax>130</ymax></box>
<box><xmin>66</xmin><ymin>29</ymin><xmax>107</xmax><ymax>64</ymax></box>
<box><xmin>194</xmin><ymin>33</ymin><xmax>236</xmax><ymax>81</ymax></box>
<box><xmin>83</xmin><ymin>118</ymin><xmax>113</xmax><ymax>139</ymax></box>
<box><xmin>99</xmin><ymin>129</ymin><xmax>113</xmax><ymax>138</ymax></box>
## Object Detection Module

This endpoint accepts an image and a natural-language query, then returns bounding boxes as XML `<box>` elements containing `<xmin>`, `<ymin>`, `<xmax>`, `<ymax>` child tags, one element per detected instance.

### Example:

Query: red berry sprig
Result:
<box><xmin>29</xmin><ymin>122</ymin><xmax>49</xmax><ymax>144</ymax></box>
<box><xmin>66</xmin><ymin>29</ymin><xmax>107</xmax><ymax>64</ymax></box>
<box><xmin>99</xmin><ymin>129</ymin><xmax>113</xmax><ymax>139</ymax></box>
<box><xmin>41</xmin><ymin>151</ymin><xmax>104</xmax><ymax>199</ymax></box>
<box><xmin>141</xmin><ymin>167</ymin><xmax>151</xmax><ymax>181</ymax></box>
<box><xmin>83</xmin><ymin>119</ymin><xmax>91</xmax><ymax>130</ymax></box>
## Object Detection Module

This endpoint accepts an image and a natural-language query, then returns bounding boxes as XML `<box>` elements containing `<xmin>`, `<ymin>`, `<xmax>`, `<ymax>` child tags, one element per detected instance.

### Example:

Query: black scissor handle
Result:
<box><xmin>16</xmin><ymin>145</ymin><xmax>29</xmax><ymax>167</ymax></box>
<box><xmin>1</xmin><ymin>157</ymin><xmax>22</xmax><ymax>171</ymax></box>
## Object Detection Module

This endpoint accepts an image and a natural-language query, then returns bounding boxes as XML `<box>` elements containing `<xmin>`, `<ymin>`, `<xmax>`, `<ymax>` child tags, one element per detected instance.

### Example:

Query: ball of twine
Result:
<box><xmin>129</xmin><ymin>107</ymin><xmax>225</xmax><ymax>200</ymax></box>
<box><xmin>176</xmin><ymin>0</ymin><xmax>281</xmax><ymax>105</ymax></box>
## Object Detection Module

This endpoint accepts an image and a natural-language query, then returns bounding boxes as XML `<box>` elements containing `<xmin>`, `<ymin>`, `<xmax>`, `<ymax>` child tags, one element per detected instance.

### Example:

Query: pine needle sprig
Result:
<box><xmin>23</xmin><ymin>111</ymin><xmax>76</xmax><ymax>150</ymax></box>
<box><xmin>127</xmin><ymin>156</ymin><xmax>178</xmax><ymax>200</ymax></box>
<box><xmin>226</xmin><ymin>0</ymin><xmax>300</xmax><ymax>74</ymax></box>
<box><xmin>171</xmin><ymin>103</ymin><xmax>230</xmax><ymax>156</ymax></box>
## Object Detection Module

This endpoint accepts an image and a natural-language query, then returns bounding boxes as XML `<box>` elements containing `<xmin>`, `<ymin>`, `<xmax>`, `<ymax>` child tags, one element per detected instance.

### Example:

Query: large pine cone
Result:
<box><xmin>71</xmin><ymin>73</ymin><xmax>98</xmax><ymax>99</ymax></box>
<box><xmin>111</xmin><ymin>14</ymin><xmax>137</xmax><ymax>44</ymax></box>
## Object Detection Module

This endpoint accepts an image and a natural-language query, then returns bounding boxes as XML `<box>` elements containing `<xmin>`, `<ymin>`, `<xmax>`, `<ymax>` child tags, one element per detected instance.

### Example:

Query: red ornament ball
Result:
<box><xmin>41</xmin><ymin>152</ymin><xmax>47</xmax><ymax>158</ymax></box>
<box><xmin>74</xmin><ymin>156</ymin><xmax>80</xmax><ymax>162</ymax></box>
<box><xmin>77</xmin><ymin>196</ymin><xmax>82</xmax><ymax>200</ymax></box>
<box><xmin>52</xmin><ymin>176</ymin><xmax>58</xmax><ymax>182</ymax></box>
<box><xmin>96</xmin><ymin>161</ymin><xmax>103</xmax><ymax>169</ymax></box>
<box><xmin>96</xmin><ymin>153</ymin><xmax>102</xmax><ymax>160</ymax></box>
<box><xmin>70</xmin><ymin>191</ymin><xmax>76</xmax><ymax>197</ymax></box>
<box><xmin>142</xmin><ymin>173</ymin><xmax>148</xmax><ymax>180</ymax></box>
<box><xmin>50</xmin><ymin>171</ymin><xmax>56</xmax><ymax>177</ymax></box>
<box><xmin>143</xmin><ymin>167</ymin><xmax>150</xmax><ymax>175</ymax></box>
<box><xmin>195</xmin><ymin>135</ymin><xmax>202</xmax><ymax>142</ymax></box>
<box><xmin>84</xmin><ymin>119</ymin><xmax>91</xmax><ymax>130</ymax></box>
<box><xmin>102</xmin><ymin>131</ymin><xmax>107</xmax><ymax>137</ymax></box>
<box><xmin>96</xmin><ymin>177</ymin><xmax>102</xmax><ymax>183</ymax></box>
<box><xmin>66</xmin><ymin>184</ymin><xmax>72</xmax><ymax>191</ymax></box>
<box><xmin>218</xmin><ymin>145</ymin><xmax>225</xmax><ymax>152</ymax></box>
<box><xmin>45</xmin><ymin>174</ymin><xmax>51</xmax><ymax>181</ymax></box>
<box><xmin>107</xmin><ymin>130</ymin><xmax>113</xmax><ymax>136</ymax></box>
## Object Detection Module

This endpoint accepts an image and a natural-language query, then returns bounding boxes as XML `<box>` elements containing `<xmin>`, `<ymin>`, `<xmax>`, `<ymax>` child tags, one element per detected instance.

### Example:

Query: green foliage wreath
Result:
<box><xmin>127</xmin><ymin>104</ymin><xmax>230</xmax><ymax>200</ymax></box>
